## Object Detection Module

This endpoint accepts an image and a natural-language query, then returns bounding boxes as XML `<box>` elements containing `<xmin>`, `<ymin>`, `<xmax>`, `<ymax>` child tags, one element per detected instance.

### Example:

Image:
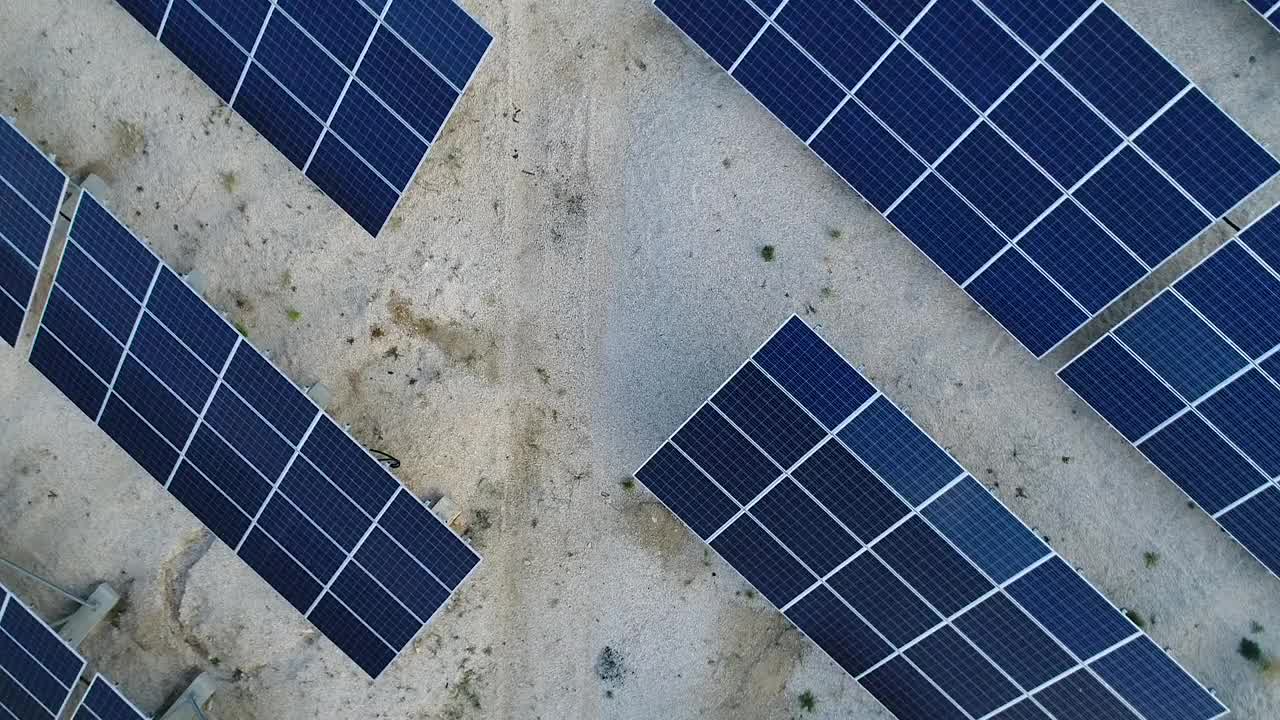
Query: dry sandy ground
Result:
<box><xmin>1</xmin><ymin>0</ymin><xmax>1280</xmax><ymax>718</ymax></box>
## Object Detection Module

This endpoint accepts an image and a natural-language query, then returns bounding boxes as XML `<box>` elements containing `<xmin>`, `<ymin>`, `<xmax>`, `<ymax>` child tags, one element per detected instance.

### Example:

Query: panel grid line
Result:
<box><xmin>636</xmin><ymin>315</ymin><xmax>1225</xmax><ymax>720</ymax></box>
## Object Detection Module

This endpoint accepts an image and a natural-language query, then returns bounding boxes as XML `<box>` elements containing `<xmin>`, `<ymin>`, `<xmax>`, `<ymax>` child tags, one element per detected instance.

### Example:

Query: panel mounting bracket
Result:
<box><xmin>158</xmin><ymin>672</ymin><xmax>220</xmax><ymax>720</ymax></box>
<box><xmin>56</xmin><ymin>583</ymin><xmax>120</xmax><ymax>649</ymax></box>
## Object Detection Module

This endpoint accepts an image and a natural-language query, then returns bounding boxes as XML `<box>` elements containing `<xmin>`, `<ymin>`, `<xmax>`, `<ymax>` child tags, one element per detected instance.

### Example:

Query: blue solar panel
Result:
<box><xmin>1245</xmin><ymin>0</ymin><xmax>1280</xmax><ymax>33</ymax></box>
<box><xmin>990</xmin><ymin>66</ymin><xmax>1122</xmax><ymax>189</ymax></box>
<box><xmin>1016</xmin><ymin>201</ymin><xmax>1145</xmax><ymax>315</ymax></box>
<box><xmin>905</xmin><ymin>625</ymin><xmax>1020</xmax><ymax>717</ymax></box>
<box><xmin>71</xmin><ymin>675</ymin><xmax>147</xmax><ymax>720</ymax></box>
<box><xmin>810</xmin><ymin>102</ymin><xmax>925</xmax><ymax>213</ymax></box>
<box><xmin>784</xmin><ymin>584</ymin><xmax>891</xmax><ymax>676</ymax></box>
<box><xmin>1093</xmin><ymin>637</ymin><xmax>1230</xmax><ymax>720</ymax></box>
<box><xmin>791</xmin><ymin>439</ymin><xmax>910</xmax><ymax>543</ymax></box>
<box><xmin>656</xmin><ymin>0</ymin><xmax>1276</xmax><ymax>356</ymax></box>
<box><xmin>1197</xmin><ymin>369</ymin><xmax>1280</xmax><ymax>478</ymax></box>
<box><xmin>952</xmin><ymin>592</ymin><xmax>1075</xmax><ymax>690</ymax></box>
<box><xmin>907</xmin><ymin>0</ymin><xmax>1033</xmax><ymax>110</ymax></box>
<box><xmin>0</xmin><ymin>120</ymin><xmax>67</xmax><ymax>346</ymax></box>
<box><xmin>1218</xmin><ymin>487</ymin><xmax>1280</xmax><ymax>573</ymax></box>
<box><xmin>1138</xmin><ymin>412</ymin><xmax>1269</xmax><ymax>515</ymax></box>
<box><xmin>887</xmin><ymin>174</ymin><xmax>1006</xmax><ymax>284</ymax></box>
<box><xmin>922</xmin><ymin>477</ymin><xmax>1050</xmax><ymax>583</ymax></box>
<box><xmin>1074</xmin><ymin>147</ymin><xmax>1211</xmax><ymax>268</ymax></box>
<box><xmin>1240</xmin><ymin>202</ymin><xmax>1280</xmax><ymax>273</ymax></box>
<box><xmin>709</xmin><ymin>515</ymin><xmax>814</xmax><ymax>606</ymax></box>
<box><xmin>875</xmin><ymin>516</ymin><xmax>993</xmax><ymax>616</ymax></box>
<box><xmin>855</xmin><ymin>47</ymin><xmax>977</xmax><ymax>164</ymax></box>
<box><xmin>1175</xmin><ymin>239</ymin><xmax>1280</xmax><ymax>360</ymax></box>
<box><xmin>111</xmin><ymin>0</ymin><xmax>492</xmax><ymax>236</ymax></box>
<box><xmin>636</xmin><ymin>317</ymin><xmax>1222</xmax><ymax>719</ymax></box>
<box><xmin>829</xmin><ymin>552</ymin><xmax>940</xmax><ymax>646</ymax></box>
<box><xmin>1005</xmin><ymin>557</ymin><xmax>1138</xmax><ymax>660</ymax></box>
<box><xmin>28</xmin><ymin>193</ymin><xmax>480</xmax><ymax>678</ymax></box>
<box><xmin>838</xmin><ymin>396</ymin><xmax>962</xmax><ymax>505</ymax></box>
<box><xmin>1114</xmin><ymin>292</ymin><xmax>1246</xmax><ymax>401</ymax></box>
<box><xmin>673</xmin><ymin>405</ymin><xmax>780</xmax><ymax>504</ymax></box>
<box><xmin>992</xmin><ymin>700</ymin><xmax>1055</xmax><ymax>720</ymax></box>
<box><xmin>750</xmin><ymin>477</ymin><xmax>861</xmax><ymax>575</ymax></box>
<box><xmin>1047</xmin><ymin>5</ymin><xmax>1186</xmax><ymax>135</ymax></box>
<box><xmin>731</xmin><ymin>26</ymin><xmax>844</xmax><ymax>140</ymax></box>
<box><xmin>775</xmin><ymin>1</ymin><xmax>893</xmax><ymax>90</ymax></box>
<box><xmin>712</xmin><ymin>361</ymin><xmax>826</xmax><ymax>468</ymax></box>
<box><xmin>1063</xmin><ymin>205</ymin><xmax>1280</xmax><ymax>580</ymax></box>
<box><xmin>937</xmin><ymin>123</ymin><xmax>1058</xmax><ymax>238</ymax></box>
<box><xmin>982</xmin><ymin>0</ymin><xmax>1094</xmax><ymax>53</ymax></box>
<box><xmin>861</xmin><ymin>656</ymin><xmax>968</xmax><ymax>720</ymax></box>
<box><xmin>0</xmin><ymin>583</ymin><xmax>87</xmax><ymax>720</ymax></box>
<box><xmin>1034</xmin><ymin>669</ymin><xmax>1140</xmax><ymax>720</ymax></box>
<box><xmin>1058</xmin><ymin>335</ymin><xmax>1185</xmax><ymax>442</ymax></box>
<box><xmin>1135</xmin><ymin>89</ymin><xmax>1279</xmax><ymax>217</ymax></box>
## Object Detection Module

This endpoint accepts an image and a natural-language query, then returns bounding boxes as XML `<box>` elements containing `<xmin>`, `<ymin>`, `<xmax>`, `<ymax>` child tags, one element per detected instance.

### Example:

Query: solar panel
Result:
<box><xmin>28</xmin><ymin>192</ymin><xmax>481</xmax><ymax>678</ymax></box>
<box><xmin>0</xmin><ymin>119</ymin><xmax>68</xmax><ymax>347</ymax></box>
<box><xmin>635</xmin><ymin>316</ymin><xmax>1225</xmax><ymax>720</ymax></box>
<box><xmin>109</xmin><ymin>0</ymin><xmax>492</xmax><ymax>237</ymax></box>
<box><xmin>0</xmin><ymin>582</ymin><xmax>87</xmax><ymax>720</ymax></box>
<box><xmin>1245</xmin><ymin>0</ymin><xmax>1280</xmax><ymax>31</ymax></box>
<box><xmin>1060</xmin><ymin>201</ymin><xmax>1280</xmax><ymax>578</ymax></box>
<box><xmin>653</xmin><ymin>0</ymin><xmax>1278</xmax><ymax>357</ymax></box>
<box><xmin>70</xmin><ymin>676</ymin><xmax>146</xmax><ymax>720</ymax></box>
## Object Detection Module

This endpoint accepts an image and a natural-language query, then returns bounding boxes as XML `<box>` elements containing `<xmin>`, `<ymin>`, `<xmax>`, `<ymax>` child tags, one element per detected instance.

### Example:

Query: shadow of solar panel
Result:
<box><xmin>71</xmin><ymin>675</ymin><xmax>147</xmax><ymax>720</ymax></box>
<box><xmin>0</xmin><ymin>119</ymin><xmax>67</xmax><ymax>347</ymax></box>
<box><xmin>0</xmin><ymin>583</ymin><xmax>86</xmax><ymax>720</ymax></box>
<box><xmin>655</xmin><ymin>0</ymin><xmax>1277</xmax><ymax>356</ymax></box>
<box><xmin>109</xmin><ymin>0</ymin><xmax>492</xmax><ymax>236</ymax></box>
<box><xmin>28</xmin><ymin>192</ymin><xmax>481</xmax><ymax>678</ymax></box>
<box><xmin>635</xmin><ymin>316</ymin><xmax>1225</xmax><ymax>720</ymax></box>
<box><xmin>1061</xmin><ymin>204</ymin><xmax>1280</xmax><ymax>580</ymax></box>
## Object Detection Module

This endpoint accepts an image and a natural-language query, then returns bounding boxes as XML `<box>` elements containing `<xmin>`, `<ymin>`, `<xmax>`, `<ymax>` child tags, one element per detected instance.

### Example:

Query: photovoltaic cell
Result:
<box><xmin>635</xmin><ymin>316</ymin><xmax>1223</xmax><ymax>720</ymax></box>
<box><xmin>110</xmin><ymin>0</ymin><xmax>492</xmax><ymax>236</ymax></box>
<box><xmin>1061</xmin><ymin>203</ymin><xmax>1280</xmax><ymax>579</ymax></box>
<box><xmin>28</xmin><ymin>192</ymin><xmax>480</xmax><ymax>678</ymax></box>
<box><xmin>70</xmin><ymin>675</ymin><xmax>147</xmax><ymax>720</ymax></box>
<box><xmin>0</xmin><ymin>582</ymin><xmax>87</xmax><ymax>720</ymax></box>
<box><xmin>0</xmin><ymin>119</ymin><xmax>67</xmax><ymax>347</ymax></box>
<box><xmin>655</xmin><ymin>0</ymin><xmax>1278</xmax><ymax>356</ymax></box>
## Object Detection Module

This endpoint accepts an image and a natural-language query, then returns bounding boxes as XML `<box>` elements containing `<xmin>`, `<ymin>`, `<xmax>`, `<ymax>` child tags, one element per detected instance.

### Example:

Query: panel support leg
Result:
<box><xmin>55</xmin><ymin>583</ymin><xmax>119</xmax><ymax>649</ymax></box>
<box><xmin>158</xmin><ymin>673</ymin><xmax>219</xmax><ymax>720</ymax></box>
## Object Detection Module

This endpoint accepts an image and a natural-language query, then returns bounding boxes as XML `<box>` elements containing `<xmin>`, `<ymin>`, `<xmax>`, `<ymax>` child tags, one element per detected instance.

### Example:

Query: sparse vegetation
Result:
<box><xmin>1125</xmin><ymin>609</ymin><xmax>1146</xmax><ymax>629</ymax></box>
<box><xmin>828</xmin><ymin>228</ymin><xmax>843</xmax><ymax>240</ymax></box>
<box><xmin>1239</xmin><ymin>638</ymin><xmax>1272</xmax><ymax>670</ymax></box>
<box><xmin>286</xmin><ymin>308</ymin><xmax>302</xmax><ymax>322</ymax></box>
<box><xmin>798</xmin><ymin>690</ymin><xmax>817</xmax><ymax>712</ymax></box>
<box><xmin>1251</xmin><ymin>621</ymin><xmax>1265</xmax><ymax>634</ymax></box>
<box><xmin>620</xmin><ymin>478</ymin><xmax>636</xmax><ymax>492</ymax></box>
<box><xmin>220</xmin><ymin>170</ymin><xmax>239</xmax><ymax>193</ymax></box>
<box><xmin>1143</xmin><ymin>551</ymin><xmax>1160</xmax><ymax>568</ymax></box>
<box><xmin>819</xmin><ymin>286</ymin><xmax>834</xmax><ymax>300</ymax></box>
<box><xmin>233</xmin><ymin>321</ymin><xmax>249</xmax><ymax>337</ymax></box>
<box><xmin>760</xmin><ymin>245</ymin><xmax>776</xmax><ymax>262</ymax></box>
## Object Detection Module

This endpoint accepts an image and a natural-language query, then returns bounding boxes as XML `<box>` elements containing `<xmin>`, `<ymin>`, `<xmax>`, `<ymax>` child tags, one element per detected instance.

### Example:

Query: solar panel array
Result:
<box><xmin>636</xmin><ymin>316</ymin><xmax>1225</xmax><ymax>720</ymax></box>
<box><xmin>28</xmin><ymin>192</ymin><xmax>481</xmax><ymax>678</ymax></box>
<box><xmin>1061</xmin><ymin>202</ymin><xmax>1280</xmax><ymax>579</ymax></box>
<box><xmin>0</xmin><ymin>119</ymin><xmax>68</xmax><ymax>347</ymax></box>
<box><xmin>0</xmin><ymin>582</ymin><xmax>87</xmax><ymax>720</ymax></box>
<box><xmin>1246</xmin><ymin>0</ymin><xmax>1280</xmax><ymax>31</ymax></box>
<box><xmin>111</xmin><ymin>0</ymin><xmax>492</xmax><ymax>236</ymax></box>
<box><xmin>70</xmin><ymin>676</ymin><xmax>147</xmax><ymax>720</ymax></box>
<box><xmin>653</xmin><ymin>0</ymin><xmax>1279</xmax><ymax>357</ymax></box>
